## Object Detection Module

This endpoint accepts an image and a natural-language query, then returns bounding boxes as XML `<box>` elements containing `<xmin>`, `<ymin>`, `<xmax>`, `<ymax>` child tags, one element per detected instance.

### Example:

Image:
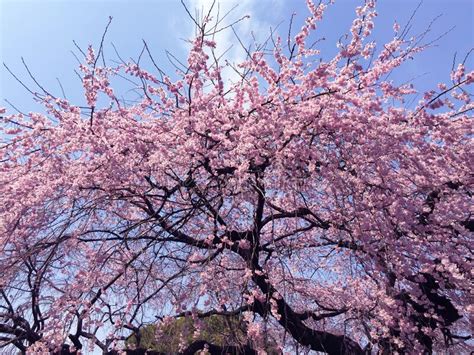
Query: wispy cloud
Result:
<box><xmin>184</xmin><ymin>0</ymin><xmax>282</xmax><ymax>84</ymax></box>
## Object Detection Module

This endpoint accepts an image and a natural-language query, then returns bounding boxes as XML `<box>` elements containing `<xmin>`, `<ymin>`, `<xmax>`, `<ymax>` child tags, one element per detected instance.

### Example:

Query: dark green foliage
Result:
<box><xmin>126</xmin><ymin>315</ymin><xmax>247</xmax><ymax>354</ymax></box>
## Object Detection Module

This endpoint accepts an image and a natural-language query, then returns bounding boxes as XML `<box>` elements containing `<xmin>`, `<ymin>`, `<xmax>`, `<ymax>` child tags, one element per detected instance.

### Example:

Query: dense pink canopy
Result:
<box><xmin>1</xmin><ymin>1</ymin><xmax>472</xmax><ymax>353</ymax></box>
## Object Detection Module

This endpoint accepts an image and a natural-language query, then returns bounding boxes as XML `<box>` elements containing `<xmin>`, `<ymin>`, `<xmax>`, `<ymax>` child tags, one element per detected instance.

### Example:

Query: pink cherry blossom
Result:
<box><xmin>1</xmin><ymin>1</ymin><xmax>472</xmax><ymax>354</ymax></box>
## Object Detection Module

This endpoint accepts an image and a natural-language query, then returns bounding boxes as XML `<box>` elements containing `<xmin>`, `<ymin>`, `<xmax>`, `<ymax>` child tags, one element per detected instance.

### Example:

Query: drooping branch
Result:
<box><xmin>180</xmin><ymin>340</ymin><xmax>257</xmax><ymax>355</ymax></box>
<box><xmin>250</xmin><ymin>273</ymin><xmax>365</xmax><ymax>355</ymax></box>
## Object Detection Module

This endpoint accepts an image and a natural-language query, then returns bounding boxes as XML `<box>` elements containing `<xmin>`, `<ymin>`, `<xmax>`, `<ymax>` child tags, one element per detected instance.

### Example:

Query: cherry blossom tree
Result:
<box><xmin>1</xmin><ymin>0</ymin><xmax>473</xmax><ymax>354</ymax></box>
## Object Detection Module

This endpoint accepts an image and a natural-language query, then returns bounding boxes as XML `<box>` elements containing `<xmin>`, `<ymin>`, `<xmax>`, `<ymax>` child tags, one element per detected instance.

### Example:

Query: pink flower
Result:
<box><xmin>393</xmin><ymin>21</ymin><xmax>400</xmax><ymax>33</ymax></box>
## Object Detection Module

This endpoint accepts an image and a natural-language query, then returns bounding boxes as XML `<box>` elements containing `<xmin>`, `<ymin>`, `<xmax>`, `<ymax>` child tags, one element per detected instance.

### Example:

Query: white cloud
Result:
<box><xmin>185</xmin><ymin>0</ymin><xmax>282</xmax><ymax>84</ymax></box>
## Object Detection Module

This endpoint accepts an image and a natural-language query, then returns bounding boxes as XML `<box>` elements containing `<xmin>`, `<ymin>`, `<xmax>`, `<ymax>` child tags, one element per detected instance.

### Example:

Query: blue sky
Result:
<box><xmin>1</xmin><ymin>0</ymin><xmax>473</xmax><ymax>113</ymax></box>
